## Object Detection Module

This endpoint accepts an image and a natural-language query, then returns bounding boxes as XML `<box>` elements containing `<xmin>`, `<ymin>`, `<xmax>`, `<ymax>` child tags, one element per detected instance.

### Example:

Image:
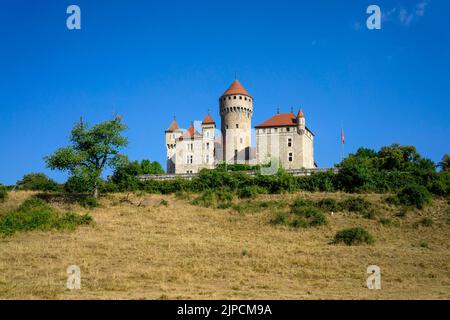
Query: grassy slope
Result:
<box><xmin>0</xmin><ymin>191</ymin><xmax>449</xmax><ymax>299</ymax></box>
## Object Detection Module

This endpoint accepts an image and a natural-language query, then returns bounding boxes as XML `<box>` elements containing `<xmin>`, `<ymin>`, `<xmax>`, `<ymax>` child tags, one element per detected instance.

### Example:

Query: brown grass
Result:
<box><xmin>0</xmin><ymin>191</ymin><xmax>449</xmax><ymax>299</ymax></box>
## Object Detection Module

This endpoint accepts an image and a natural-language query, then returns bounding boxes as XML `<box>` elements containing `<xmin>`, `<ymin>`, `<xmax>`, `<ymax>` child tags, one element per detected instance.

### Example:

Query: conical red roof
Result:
<box><xmin>202</xmin><ymin>113</ymin><xmax>215</xmax><ymax>125</ymax></box>
<box><xmin>297</xmin><ymin>108</ymin><xmax>304</xmax><ymax>118</ymax></box>
<box><xmin>165</xmin><ymin>118</ymin><xmax>179</xmax><ymax>132</ymax></box>
<box><xmin>222</xmin><ymin>80</ymin><xmax>251</xmax><ymax>97</ymax></box>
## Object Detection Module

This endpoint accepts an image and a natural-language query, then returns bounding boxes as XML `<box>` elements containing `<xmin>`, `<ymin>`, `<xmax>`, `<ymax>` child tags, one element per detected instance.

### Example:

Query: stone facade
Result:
<box><xmin>165</xmin><ymin>117</ymin><xmax>218</xmax><ymax>174</ymax></box>
<box><xmin>255</xmin><ymin>109</ymin><xmax>315</xmax><ymax>169</ymax></box>
<box><xmin>165</xmin><ymin>80</ymin><xmax>315</xmax><ymax>173</ymax></box>
<box><xmin>219</xmin><ymin>81</ymin><xmax>253</xmax><ymax>164</ymax></box>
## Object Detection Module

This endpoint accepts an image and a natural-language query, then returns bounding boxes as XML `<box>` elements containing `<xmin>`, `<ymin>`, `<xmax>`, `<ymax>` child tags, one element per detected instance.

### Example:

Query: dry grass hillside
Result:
<box><xmin>0</xmin><ymin>191</ymin><xmax>449</xmax><ymax>299</ymax></box>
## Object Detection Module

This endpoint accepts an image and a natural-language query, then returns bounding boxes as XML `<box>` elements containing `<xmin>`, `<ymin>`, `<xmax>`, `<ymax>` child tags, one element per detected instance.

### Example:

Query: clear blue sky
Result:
<box><xmin>1</xmin><ymin>0</ymin><xmax>449</xmax><ymax>184</ymax></box>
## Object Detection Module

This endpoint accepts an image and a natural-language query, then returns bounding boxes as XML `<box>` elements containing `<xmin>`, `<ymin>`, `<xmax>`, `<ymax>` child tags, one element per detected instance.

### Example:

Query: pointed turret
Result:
<box><xmin>297</xmin><ymin>108</ymin><xmax>305</xmax><ymax>133</ymax></box>
<box><xmin>165</xmin><ymin>117</ymin><xmax>179</xmax><ymax>132</ymax></box>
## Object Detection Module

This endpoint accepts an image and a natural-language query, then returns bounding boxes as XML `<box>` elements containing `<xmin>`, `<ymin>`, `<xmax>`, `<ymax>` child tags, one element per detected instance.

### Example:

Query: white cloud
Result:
<box><xmin>399</xmin><ymin>8</ymin><xmax>414</xmax><ymax>26</ymax></box>
<box><xmin>415</xmin><ymin>1</ymin><xmax>428</xmax><ymax>16</ymax></box>
<box><xmin>383</xmin><ymin>1</ymin><xmax>429</xmax><ymax>27</ymax></box>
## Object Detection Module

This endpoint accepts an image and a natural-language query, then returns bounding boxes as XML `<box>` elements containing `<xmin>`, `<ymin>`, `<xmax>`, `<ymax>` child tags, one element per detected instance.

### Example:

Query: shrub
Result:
<box><xmin>233</xmin><ymin>200</ymin><xmax>286</xmax><ymax>214</ymax></box>
<box><xmin>17</xmin><ymin>173</ymin><xmax>60</xmax><ymax>191</ymax></box>
<box><xmin>290</xmin><ymin>199</ymin><xmax>327</xmax><ymax>227</ymax></box>
<box><xmin>0</xmin><ymin>186</ymin><xmax>7</xmax><ymax>203</ymax></box>
<box><xmin>419</xmin><ymin>240</ymin><xmax>429</xmax><ymax>248</ymax></box>
<box><xmin>339</xmin><ymin>196</ymin><xmax>372</xmax><ymax>212</ymax></box>
<box><xmin>291</xmin><ymin>198</ymin><xmax>315</xmax><ymax>213</ymax></box>
<box><xmin>159</xmin><ymin>199</ymin><xmax>169</xmax><ymax>207</ymax></box>
<box><xmin>415</xmin><ymin>217</ymin><xmax>433</xmax><ymax>227</ymax></box>
<box><xmin>191</xmin><ymin>189</ymin><xmax>233</xmax><ymax>209</ymax></box>
<box><xmin>65</xmin><ymin>174</ymin><xmax>94</xmax><ymax>193</ymax></box>
<box><xmin>270</xmin><ymin>212</ymin><xmax>289</xmax><ymax>225</ymax></box>
<box><xmin>238</xmin><ymin>186</ymin><xmax>260</xmax><ymax>199</ymax></box>
<box><xmin>316</xmin><ymin>198</ymin><xmax>339</xmax><ymax>212</ymax></box>
<box><xmin>0</xmin><ymin>197</ymin><xmax>92</xmax><ymax>236</ymax></box>
<box><xmin>339</xmin><ymin>196</ymin><xmax>377</xmax><ymax>219</ymax></box>
<box><xmin>333</xmin><ymin>227</ymin><xmax>374</xmax><ymax>246</ymax></box>
<box><xmin>78</xmin><ymin>196</ymin><xmax>99</xmax><ymax>208</ymax></box>
<box><xmin>396</xmin><ymin>184</ymin><xmax>432</xmax><ymax>209</ymax></box>
<box><xmin>379</xmin><ymin>217</ymin><xmax>392</xmax><ymax>225</ymax></box>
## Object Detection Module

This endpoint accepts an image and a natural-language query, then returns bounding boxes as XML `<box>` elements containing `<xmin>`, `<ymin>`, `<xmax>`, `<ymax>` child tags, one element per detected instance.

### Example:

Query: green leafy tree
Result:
<box><xmin>439</xmin><ymin>154</ymin><xmax>450</xmax><ymax>171</ymax></box>
<box><xmin>45</xmin><ymin>117</ymin><xmax>128</xmax><ymax>198</ymax></box>
<box><xmin>111</xmin><ymin>159</ymin><xmax>164</xmax><ymax>191</ymax></box>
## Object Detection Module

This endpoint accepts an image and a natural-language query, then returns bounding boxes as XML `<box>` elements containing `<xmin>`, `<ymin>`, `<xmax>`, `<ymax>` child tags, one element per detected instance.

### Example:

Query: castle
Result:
<box><xmin>165</xmin><ymin>80</ymin><xmax>315</xmax><ymax>174</ymax></box>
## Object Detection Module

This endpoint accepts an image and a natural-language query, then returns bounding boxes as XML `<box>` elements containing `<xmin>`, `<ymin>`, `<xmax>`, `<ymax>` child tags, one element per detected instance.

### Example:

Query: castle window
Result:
<box><xmin>233</xmin><ymin>96</ymin><xmax>236</xmax><ymax>99</ymax></box>
<box><xmin>187</xmin><ymin>155</ymin><xmax>193</xmax><ymax>164</ymax></box>
<box><xmin>206</xmin><ymin>155</ymin><xmax>210</xmax><ymax>163</ymax></box>
<box><xmin>236</xmin><ymin>124</ymin><xmax>239</xmax><ymax>128</ymax></box>
<box><xmin>206</xmin><ymin>142</ymin><xmax>210</xmax><ymax>150</ymax></box>
<box><xmin>228</xmin><ymin>96</ymin><xmax>231</xmax><ymax>100</ymax></box>
<box><xmin>288</xmin><ymin>138</ymin><xmax>292</xmax><ymax>147</ymax></box>
<box><xmin>206</xmin><ymin>131</ymin><xmax>209</xmax><ymax>138</ymax></box>
<box><xmin>240</xmin><ymin>138</ymin><xmax>243</xmax><ymax>144</ymax></box>
<box><xmin>288</xmin><ymin>152</ymin><xmax>293</xmax><ymax>162</ymax></box>
<box><xmin>274</xmin><ymin>128</ymin><xmax>278</xmax><ymax>132</ymax></box>
<box><xmin>286</xmin><ymin>127</ymin><xmax>290</xmax><ymax>132</ymax></box>
<box><xmin>226</xmin><ymin>125</ymin><xmax>229</xmax><ymax>129</ymax></box>
<box><xmin>244</xmin><ymin>97</ymin><xmax>247</xmax><ymax>100</ymax></box>
<box><xmin>239</xmin><ymin>96</ymin><xmax>242</xmax><ymax>100</ymax></box>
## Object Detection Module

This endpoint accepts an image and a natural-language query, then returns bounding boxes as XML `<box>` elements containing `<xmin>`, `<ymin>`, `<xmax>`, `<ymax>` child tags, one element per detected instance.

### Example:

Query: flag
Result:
<box><xmin>341</xmin><ymin>128</ymin><xmax>345</xmax><ymax>144</ymax></box>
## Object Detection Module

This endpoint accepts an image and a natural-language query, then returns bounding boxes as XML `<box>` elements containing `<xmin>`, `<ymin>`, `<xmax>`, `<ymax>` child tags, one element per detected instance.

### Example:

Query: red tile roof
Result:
<box><xmin>222</xmin><ymin>80</ymin><xmax>252</xmax><ymax>97</ymax></box>
<box><xmin>178</xmin><ymin>123</ymin><xmax>200</xmax><ymax>140</ymax></box>
<box><xmin>202</xmin><ymin>114</ymin><xmax>215</xmax><ymax>125</ymax></box>
<box><xmin>165</xmin><ymin>118</ymin><xmax>179</xmax><ymax>132</ymax></box>
<box><xmin>297</xmin><ymin>108</ymin><xmax>304</xmax><ymax>118</ymax></box>
<box><xmin>255</xmin><ymin>112</ymin><xmax>298</xmax><ymax>128</ymax></box>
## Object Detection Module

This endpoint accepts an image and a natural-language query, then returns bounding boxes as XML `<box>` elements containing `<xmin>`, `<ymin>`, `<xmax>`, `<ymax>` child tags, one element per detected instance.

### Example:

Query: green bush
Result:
<box><xmin>191</xmin><ymin>189</ymin><xmax>234</xmax><ymax>209</ymax></box>
<box><xmin>78</xmin><ymin>196</ymin><xmax>99</xmax><ymax>208</ymax></box>
<box><xmin>339</xmin><ymin>196</ymin><xmax>378</xmax><ymax>219</ymax></box>
<box><xmin>0</xmin><ymin>197</ymin><xmax>92</xmax><ymax>236</ymax></box>
<box><xmin>333</xmin><ymin>227</ymin><xmax>374</xmax><ymax>246</ymax></box>
<box><xmin>232</xmin><ymin>200</ymin><xmax>286</xmax><ymax>214</ymax></box>
<box><xmin>290</xmin><ymin>198</ymin><xmax>327</xmax><ymax>227</ymax></box>
<box><xmin>17</xmin><ymin>173</ymin><xmax>60</xmax><ymax>191</ymax></box>
<box><xmin>238</xmin><ymin>186</ymin><xmax>260</xmax><ymax>199</ymax></box>
<box><xmin>270</xmin><ymin>211</ymin><xmax>289</xmax><ymax>225</ymax></box>
<box><xmin>0</xmin><ymin>186</ymin><xmax>7</xmax><ymax>203</ymax></box>
<box><xmin>339</xmin><ymin>196</ymin><xmax>372</xmax><ymax>212</ymax></box>
<box><xmin>65</xmin><ymin>173</ymin><xmax>94</xmax><ymax>193</ymax></box>
<box><xmin>316</xmin><ymin>198</ymin><xmax>339</xmax><ymax>212</ymax></box>
<box><xmin>415</xmin><ymin>217</ymin><xmax>433</xmax><ymax>227</ymax></box>
<box><xmin>396</xmin><ymin>184</ymin><xmax>432</xmax><ymax>209</ymax></box>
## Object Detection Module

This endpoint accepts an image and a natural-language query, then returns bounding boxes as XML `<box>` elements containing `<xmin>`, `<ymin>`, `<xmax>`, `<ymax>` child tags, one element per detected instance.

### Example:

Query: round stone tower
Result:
<box><xmin>219</xmin><ymin>80</ymin><xmax>253</xmax><ymax>163</ymax></box>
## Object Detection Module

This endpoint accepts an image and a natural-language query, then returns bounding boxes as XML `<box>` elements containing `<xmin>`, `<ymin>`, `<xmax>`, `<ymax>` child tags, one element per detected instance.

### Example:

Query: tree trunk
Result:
<box><xmin>93</xmin><ymin>182</ymin><xmax>98</xmax><ymax>199</ymax></box>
